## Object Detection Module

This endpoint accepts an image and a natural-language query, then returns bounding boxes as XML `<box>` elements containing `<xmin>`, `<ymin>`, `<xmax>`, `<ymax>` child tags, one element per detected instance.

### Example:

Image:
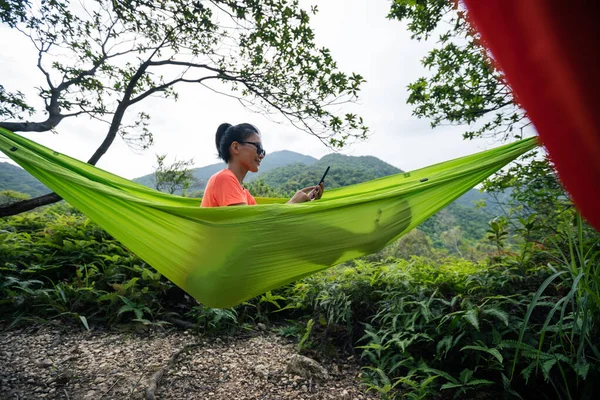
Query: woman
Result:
<box><xmin>201</xmin><ymin>123</ymin><xmax>324</xmax><ymax>207</ymax></box>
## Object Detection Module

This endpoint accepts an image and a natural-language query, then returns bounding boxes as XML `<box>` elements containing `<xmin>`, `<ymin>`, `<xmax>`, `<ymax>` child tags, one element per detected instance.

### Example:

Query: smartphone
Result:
<box><xmin>317</xmin><ymin>166</ymin><xmax>330</xmax><ymax>186</ymax></box>
<box><xmin>312</xmin><ymin>166</ymin><xmax>330</xmax><ymax>199</ymax></box>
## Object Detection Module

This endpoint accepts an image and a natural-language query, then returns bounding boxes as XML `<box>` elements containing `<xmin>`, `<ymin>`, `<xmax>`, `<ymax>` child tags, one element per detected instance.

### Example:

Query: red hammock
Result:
<box><xmin>463</xmin><ymin>0</ymin><xmax>600</xmax><ymax>230</ymax></box>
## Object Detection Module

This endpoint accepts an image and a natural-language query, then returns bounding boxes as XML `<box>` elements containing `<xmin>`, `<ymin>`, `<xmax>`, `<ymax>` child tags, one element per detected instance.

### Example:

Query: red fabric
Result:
<box><xmin>463</xmin><ymin>0</ymin><xmax>600</xmax><ymax>230</ymax></box>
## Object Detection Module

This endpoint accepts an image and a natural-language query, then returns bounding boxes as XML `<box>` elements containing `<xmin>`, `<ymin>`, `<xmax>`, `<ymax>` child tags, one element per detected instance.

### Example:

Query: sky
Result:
<box><xmin>0</xmin><ymin>0</ymin><xmax>522</xmax><ymax>180</ymax></box>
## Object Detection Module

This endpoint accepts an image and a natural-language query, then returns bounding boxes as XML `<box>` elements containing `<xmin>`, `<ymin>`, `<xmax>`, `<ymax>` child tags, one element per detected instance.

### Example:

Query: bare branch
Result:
<box><xmin>128</xmin><ymin>76</ymin><xmax>217</xmax><ymax>106</ymax></box>
<box><xmin>87</xmin><ymin>37</ymin><xmax>169</xmax><ymax>164</ymax></box>
<box><xmin>0</xmin><ymin>193</ymin><xmax>62</xmax><ymax>217</ymax></box>
<box><xmin>147</xmin><ymin>60</ymin><xmax>226</xmax><ymax>75</ymax></box>
<box><xmin>37</xmin><ymin>42</ymin><xmax>55</xmax><ymax>89</ymax></box>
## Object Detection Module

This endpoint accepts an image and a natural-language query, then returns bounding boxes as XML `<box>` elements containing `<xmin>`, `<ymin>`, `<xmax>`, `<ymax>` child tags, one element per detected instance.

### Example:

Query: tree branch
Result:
<box><xmin>128</xmin><ymin>76</ymin><xmax>217</xmax><ymax>106</ymax></box>
<box><xmin>0</xmin><ymin>53</ymin><xmax>108</xmax><ymax>133</ymax></box>
<box><xmin>0</xmin><ymin>193</ymin><xmax>62</xmax><ymax>217</ymax></box>
<box><xmin>87</xmin><ymin>39</ymin><xmax>168</xmax><ymax>165</ymax></box>
<box><xmin>147</xmin><ymin>59</ymin><xmax>226</xmax><ymax>75</ymax></box>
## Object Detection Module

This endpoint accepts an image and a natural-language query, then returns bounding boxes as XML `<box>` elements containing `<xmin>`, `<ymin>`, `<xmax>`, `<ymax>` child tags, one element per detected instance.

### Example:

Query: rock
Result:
<box><xmin>257</xmin><ymin>323</ymin><xmax>267</xmax><ymax>331</ymax></box>
<box><xmin>253</xmin><ymin>364</ymin><xmax>270</xmax><ymax>379</ymax></box>
<box><xmin>40</xmin><ymin>358</ymin><xmax>53</xmax><ymax>367</ymax></box>
<box><xmin>54</xmin><ymin>368</ymin><xmax>73</xmax><ymax>384</ymax></box>
<box><xmin>285</xmin><ymin>355</ymin><xmax>329</xmax><ymax>381</ymax></box>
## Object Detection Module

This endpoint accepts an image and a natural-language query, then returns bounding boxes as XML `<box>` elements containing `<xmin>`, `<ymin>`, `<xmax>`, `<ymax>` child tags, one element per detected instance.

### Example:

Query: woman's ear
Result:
<box><xmin>230</xmin><ymin>141</ymin><xmax>240</xmax><ymax>155</ymax></box>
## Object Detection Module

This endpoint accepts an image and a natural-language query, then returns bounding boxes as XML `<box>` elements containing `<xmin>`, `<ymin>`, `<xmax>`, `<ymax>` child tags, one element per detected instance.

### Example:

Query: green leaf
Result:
<box><xmin>461</xmin><ymin>345</ymin><xmax>503</xmax><ymax>364</ymax></box>
<box><xmin>462</xmin><ymin>309</ymin><xmax>479</xmax><ymax>331</ymax></box>
<box><xmin>482</xmin><ymin>307</ymin><xmax>509</xmax><ymax>326</ymax></box>
<box><xmin>573</xmin><ymin>361</ymin><xmax>590</xmax><ymax>379</ymax></box>
<box><xmin>79</xmin><ymin>315</ymin><xmax>90</xmax><ymax>331</ymax></box>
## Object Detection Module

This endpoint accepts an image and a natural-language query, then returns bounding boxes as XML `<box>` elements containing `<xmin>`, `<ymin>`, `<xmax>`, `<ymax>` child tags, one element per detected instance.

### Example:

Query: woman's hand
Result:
<box><xmin>287</xmin><ymin>182</ymin><xmax>325</xmax><ymax>204</ymax></box>
<box><xmin>312</xmin><ymin>182</ymin><xmax>324</xmax><ymax>200</ymax></box>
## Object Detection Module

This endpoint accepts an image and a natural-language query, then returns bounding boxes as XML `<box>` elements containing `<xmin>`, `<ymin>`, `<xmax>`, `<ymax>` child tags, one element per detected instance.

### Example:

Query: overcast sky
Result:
<box><xmin>0</xmin><ymin>0</ymin><xmax>522</xmax><ymax>180</ymax></box>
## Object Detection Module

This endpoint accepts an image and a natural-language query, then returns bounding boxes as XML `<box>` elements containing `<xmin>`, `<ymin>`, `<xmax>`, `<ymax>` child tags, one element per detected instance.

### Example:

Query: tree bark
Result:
<box><xmin>0</xmin><ymin>118</ymin><xmax>63</xmax><ymax>132</ymax></box>
<box><xmin>0</xmin><ymin>193</ymin><xmax>62</xmax><ymax>217</ymax></box>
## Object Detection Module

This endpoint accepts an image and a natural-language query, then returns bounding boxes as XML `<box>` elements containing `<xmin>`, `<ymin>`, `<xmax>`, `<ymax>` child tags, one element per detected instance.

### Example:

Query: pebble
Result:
<box><xmin>84</xmin><ymin>390</ymin><xmax>96</xmax><ymax>399</ymax></box>
<box><xmin>1</xmin><ymin>328</ymin><xmax>371</xmax><ymax>399</ymax></box>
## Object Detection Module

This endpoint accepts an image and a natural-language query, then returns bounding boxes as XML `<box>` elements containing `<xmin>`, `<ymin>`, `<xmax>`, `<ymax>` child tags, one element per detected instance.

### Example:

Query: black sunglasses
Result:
<box><xmin>239</xmin><ymin>141</ymin><xmax>266</xmax><ymax>157</ymax></box>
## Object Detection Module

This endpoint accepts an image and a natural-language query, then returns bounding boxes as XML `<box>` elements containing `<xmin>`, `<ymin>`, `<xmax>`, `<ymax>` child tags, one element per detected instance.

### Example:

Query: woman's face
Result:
<box><xmin>232</xmin><ymin>132</ymin><xmax>265</xmax><ymax>173</ymax></box>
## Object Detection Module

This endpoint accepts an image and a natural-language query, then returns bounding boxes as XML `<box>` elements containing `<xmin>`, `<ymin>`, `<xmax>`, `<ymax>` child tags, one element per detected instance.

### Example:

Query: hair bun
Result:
<box><xmin>215</xmin><ymin>123</ymin><xmax>232</xmax><ymax>157</ymax></box>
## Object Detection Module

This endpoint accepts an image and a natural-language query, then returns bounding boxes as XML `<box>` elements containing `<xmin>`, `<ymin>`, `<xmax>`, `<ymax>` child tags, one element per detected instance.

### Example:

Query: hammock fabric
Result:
<box><xmin>463</xmin><ymin>0</ymin><xmax>600</xmax><ymax>230</ymax></box>
<box><xmin>0</xmin><ymin>127</ymin><xmax>537</xmax><ymax>307</ymax></box>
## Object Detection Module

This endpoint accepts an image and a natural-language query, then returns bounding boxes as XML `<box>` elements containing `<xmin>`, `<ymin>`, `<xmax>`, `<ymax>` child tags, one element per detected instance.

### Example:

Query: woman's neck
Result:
<box><xmin>227</xmin><ymin>162</ymin><xmax>248</xmax><ymax>184</ymax></box>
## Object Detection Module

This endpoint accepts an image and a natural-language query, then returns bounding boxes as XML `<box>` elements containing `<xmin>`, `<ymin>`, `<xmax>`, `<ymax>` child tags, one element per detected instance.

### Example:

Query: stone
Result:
<box><xmin>285</xmin><ymin>355</ymin><xmax>329</xmax><ymax>381</ymax></box>
<box><xmin>40</xmin><ymin>358</ymin><xmax>53</xmax><ymax>367</ymax></box>
<box><xmin>253</xmin><ymin>364</ymin><xmax>270</xmax><ymax>379</ymax></box>
<box><xmin>84</xmin><ymin>390</ymin><xmax>97</xmax><ymax>399</ymax></box>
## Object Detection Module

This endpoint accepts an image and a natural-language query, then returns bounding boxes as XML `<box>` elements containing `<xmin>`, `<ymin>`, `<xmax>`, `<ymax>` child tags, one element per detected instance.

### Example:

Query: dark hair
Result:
<box><xmin>215</xmin><ymin>123</ymin><xmax>260</xmax><ymax>163</ymax></box>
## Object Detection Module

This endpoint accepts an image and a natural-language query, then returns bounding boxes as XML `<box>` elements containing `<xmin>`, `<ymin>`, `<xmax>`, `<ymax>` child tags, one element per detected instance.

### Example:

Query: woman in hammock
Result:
<box><xmin>201</xmin><ymin>123</ymin><xmax>324</xmax><ymax>207</ymax></box>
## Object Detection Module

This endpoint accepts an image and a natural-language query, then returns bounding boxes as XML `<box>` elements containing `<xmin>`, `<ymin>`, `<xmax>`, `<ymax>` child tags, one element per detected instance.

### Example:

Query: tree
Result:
<box><xmin>388</xmin><ymin>229</ymin><xmax>434</xmax><ymax>260</ymax></box>
<box><xmin>389</xmin><ymin>1</ymin><xmax>600</xmax><ymax>271</ymax></box>
<box><xmin>388</xmin><ymin>0</ymin><xmax>528</xmax><ymax>141</ymax></box>
<box><xmin>244</xmin><ymin>178</ymin><xmax>285</xmax><ymax>198</ymax></box>
<box><xmin>0</xmin><ymin>0</ymin><xmax>368</xmax><ymax>216</ymax></box>
<box><xmin>154</xmin><ymin>154</ymin><xmax>195</xmax><ymax>196</ymax></box>
<box><xmin>387</xmin><ymin>1</ymin><xmax>575</xmax><ymax>229</ymax></box>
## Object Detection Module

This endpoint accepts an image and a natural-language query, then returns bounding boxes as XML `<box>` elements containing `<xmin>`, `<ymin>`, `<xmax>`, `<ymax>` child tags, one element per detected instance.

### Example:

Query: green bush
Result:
<box><xmin>0</xmin><ymin>204</ymin><xmax>180</xmax><ymax>328</ymax></box>
<box><xmin>1</xmin><ymin>204</ymin><xmax>598</xmax><ymax>399</ymax></box>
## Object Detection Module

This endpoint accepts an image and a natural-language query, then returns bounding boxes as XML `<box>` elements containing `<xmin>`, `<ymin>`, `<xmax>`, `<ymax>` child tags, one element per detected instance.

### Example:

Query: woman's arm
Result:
<box><xmin>287</xmin><ymin>182</ymin><xmax>324</xmax><ymax>204</ymax></box>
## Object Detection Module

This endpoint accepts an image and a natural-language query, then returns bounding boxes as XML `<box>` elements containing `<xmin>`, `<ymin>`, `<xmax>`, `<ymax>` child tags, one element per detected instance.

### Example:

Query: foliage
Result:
<box><xmin>0</xmin><ymin>204</ymin><xmax>180</xmax><ymax>327</ymax></box>
<box><xmin>1</xmin><ymin>196</ymin><xmax>599</xmax><ymax>398</ymax></box>
<box><xmin>153</xmin><ymin>154</ymin><xmax>196</xmax><ymax>196</ymax></box>
<box><xmin>0</xmin><ymin>190</ymin><xmax>30</xmax><ymax>206</ymax></box>
<box><xmin>244</xmin><ymin>178</ymin><xmax>286</xmax><ymax>198</ymax></box>
<box><xmin>388</xmin><ymin>0</ymin><xmax>527</xmax><ymax>141</ymax></box>
<box><xmin>382</xmin><ymin>229</ymin><xmax>434</xmax><ymax>260</ymax></box>
<box><xmin>0</xmin><ymin>162</ymin><xmax>50</xmax><ymax>197</ymax></box>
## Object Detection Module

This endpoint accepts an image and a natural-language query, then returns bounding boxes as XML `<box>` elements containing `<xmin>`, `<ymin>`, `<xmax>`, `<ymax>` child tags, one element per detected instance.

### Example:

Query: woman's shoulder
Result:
<box><xmin>210</xmin><ymin>168</ymin><xmax>237</xmax><ymax>183</ymax></box>
<box><xmin>206</xmin><ymin>169</ymin><xmax>242</xmax><ymax>192</ymax></box>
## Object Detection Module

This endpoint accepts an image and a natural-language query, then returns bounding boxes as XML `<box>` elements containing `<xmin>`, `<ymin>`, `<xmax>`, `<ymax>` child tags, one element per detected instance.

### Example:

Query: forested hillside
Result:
<box><xmin>132</xmin><ymin>150</ymin><xmax>318</xmax><ymax>192</ymax></box>
<box><xmin>0</xmin><ymin>162</ymin><xmax>50</xmax><ymax>197</ymax></box>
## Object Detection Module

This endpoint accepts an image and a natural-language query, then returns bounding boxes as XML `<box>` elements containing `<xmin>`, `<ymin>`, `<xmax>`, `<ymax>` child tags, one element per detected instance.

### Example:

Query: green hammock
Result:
<box><xmin>0</xmin><ymin>127</ymin><xmax>538</xmax><ymax>308</ymax></box>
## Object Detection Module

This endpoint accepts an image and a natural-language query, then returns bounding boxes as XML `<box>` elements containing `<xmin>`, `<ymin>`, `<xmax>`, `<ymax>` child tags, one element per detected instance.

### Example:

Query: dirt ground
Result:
<box><xmin>0</xmin><ymin>325</ymin><xmax>378</xmax><ymax>399</ymax></box>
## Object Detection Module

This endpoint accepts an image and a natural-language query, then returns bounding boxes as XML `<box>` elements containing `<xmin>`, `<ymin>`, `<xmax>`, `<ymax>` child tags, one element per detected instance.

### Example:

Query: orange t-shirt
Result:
<box><xmin>201</xmin><ymin>169</ymin><xmax>257</xmax><ymax>207</ymax></box>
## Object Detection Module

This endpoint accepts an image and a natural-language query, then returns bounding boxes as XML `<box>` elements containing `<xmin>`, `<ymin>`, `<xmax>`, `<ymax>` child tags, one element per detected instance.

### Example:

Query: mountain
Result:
<box><xmin>258</xmin><ymin>153</ymin><xmax>403</xmax><ymax>195</ymax></box>
<box><xmin>453</xmin><ymin>187</ymin><xmax>512</xmax><ymax>216</ymax></box>
<box><xmin>133</xmin><ymin>150</ymin><xmax>318</xmax><ymax>193</ymax></box>
<box><xmin>0</xmin><ymin>162</ymin><xmax>50</xmax><ymax>197</ymax></box>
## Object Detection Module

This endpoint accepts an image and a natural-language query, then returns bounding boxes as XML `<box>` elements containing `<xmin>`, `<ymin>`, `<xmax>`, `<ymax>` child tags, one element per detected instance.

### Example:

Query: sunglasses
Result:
<box><xmin>239</xmin><ymin>141</ymin><xmax>266</xmax><ymax>157</ymax></box>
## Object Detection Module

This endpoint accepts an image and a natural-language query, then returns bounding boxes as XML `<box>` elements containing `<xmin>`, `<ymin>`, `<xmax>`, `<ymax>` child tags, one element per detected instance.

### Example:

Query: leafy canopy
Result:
<box><xmin>1</xmin><ymin>0</ymin><xmax>368</xmax><ymax>144</ymax></box>
<box><xmin>388</xmin><ymin>0</ymin><xmax>527</xmax><ymax>141</ymax></box>
<box><xmin>0</xmin><ymin>0</ymin><xmax>368</xmax><ymax>215</ymax></box>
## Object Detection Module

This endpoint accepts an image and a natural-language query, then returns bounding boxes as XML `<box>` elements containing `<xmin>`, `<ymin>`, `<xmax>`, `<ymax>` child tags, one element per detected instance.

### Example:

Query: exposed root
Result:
<box><xmin>145</xmin><ymin>342</ymin><xmax>201</xmax><ymax>400</ymax></box>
